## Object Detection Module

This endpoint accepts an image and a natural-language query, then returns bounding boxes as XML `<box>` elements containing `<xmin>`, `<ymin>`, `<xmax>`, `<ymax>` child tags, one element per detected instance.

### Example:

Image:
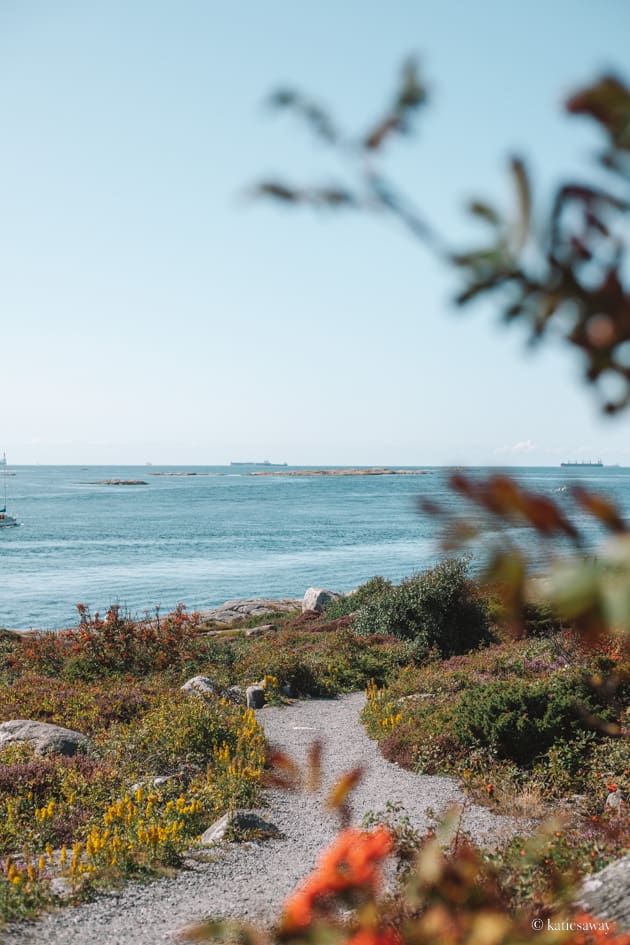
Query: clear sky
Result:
<box><xmin>1</xmin><ymin>0</ymin><xmax>629</xmax><ymax>466</ymax></box>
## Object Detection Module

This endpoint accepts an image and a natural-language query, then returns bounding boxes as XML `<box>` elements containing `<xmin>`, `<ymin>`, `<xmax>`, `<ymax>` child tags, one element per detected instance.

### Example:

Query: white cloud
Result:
<box><xmin>494</xmin><ymin>439</ymin><xmax>537</xmax><ymax>455</ymax></box>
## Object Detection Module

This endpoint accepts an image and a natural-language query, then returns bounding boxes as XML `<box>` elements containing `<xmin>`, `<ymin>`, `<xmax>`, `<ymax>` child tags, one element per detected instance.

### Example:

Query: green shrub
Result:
<box><xmin>452</xmin><ymin>674</ymin><xmax>611</xmax><ymax>766</ymax></box>
<box><xmin>325</xmin><ymin>576</ymin><xmax>394</xmax><ymax>619</ymax></box>
<box><xmin>101</xmin><ymin>692</ymin><xmax>242</xmax><ymax>777</ymax></box>
<box><xmin>233</xmin><ymin>624</ymin><xmax>408</xmax><ymax>696</ymax></box>
<box><xmin>352</xmin><ymin>559</ymin><xmax>491</xmax><ymax>657</ymax></box>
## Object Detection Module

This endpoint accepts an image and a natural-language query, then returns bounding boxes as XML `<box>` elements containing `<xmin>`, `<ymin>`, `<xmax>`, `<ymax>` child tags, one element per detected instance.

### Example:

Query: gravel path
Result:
<box><xmin>2</xmin><ymin>694</ymin><xmax>522</xmax><ymax>945</ymax></box>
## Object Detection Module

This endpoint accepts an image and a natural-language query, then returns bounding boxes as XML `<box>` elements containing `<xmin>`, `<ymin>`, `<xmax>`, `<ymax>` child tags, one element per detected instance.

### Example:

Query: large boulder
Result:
<box><xmin>302</xmin><ymin>587</ymin><xmax>342</xmax><ymax>613</ymax></box>
<box><xmin>576</xmin><ymin>855</ymin><xmax>630</xmax><ymax>930</ymax></box>
<box><xmin>0</xmin><ymin>720</ymin><xmax>89</xmax><ymax>757</ymax></box>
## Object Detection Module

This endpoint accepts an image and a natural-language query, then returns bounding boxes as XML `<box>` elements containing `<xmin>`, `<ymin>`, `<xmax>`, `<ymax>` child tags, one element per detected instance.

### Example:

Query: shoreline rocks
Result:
<box><xmin>3</xmin><ymin>591</ymin><xmax>333</xmax><ymax>636</ymax></box>
<box><xmin>199</xmin><ymin>597</ymin><xmax>301</xmax><ymax>625</ymax></box>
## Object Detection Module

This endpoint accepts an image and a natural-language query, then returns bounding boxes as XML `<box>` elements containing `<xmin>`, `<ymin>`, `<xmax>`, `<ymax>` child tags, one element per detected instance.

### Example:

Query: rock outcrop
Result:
<box><xmin>250</xmin><ymin>468</ymin><xmax>428</xmax><ymax>477</ymax></box>
<box><xmin>576</xmin><ymin>855</ymin><xmax>630</xmax><ymax>930</ymax></box>
<box><xmin>244</xmin><ymin>623</ymin><xmax>277</xmax><ymax>637</ymax></box>
<box><xmin>201</xmin><ymin>598</ymin><xmax>300</xmax><ymax>625</ymax></box>
<box><xmin>0</xmin><ymin>720</ymin><xmax>90</xmax><ymax>756</ymax></box>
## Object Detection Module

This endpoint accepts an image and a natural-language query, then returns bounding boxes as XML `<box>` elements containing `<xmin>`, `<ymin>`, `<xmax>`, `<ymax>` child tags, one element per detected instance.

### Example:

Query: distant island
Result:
<box><xmin>82</xmin><ymin>479</ymin><xmax>148</xmax><ymax>486</ymax></box>
<box><xmin>231</xmin><ymin>460</ymin><xmax>288</xmax><ymax>467</ymax></box>
<box><xmin>249</xmin><ymin>468</ymin><xmax>428</xmax><ymax>477</ymax></box>
<box><xmin>150</xmin><ymin>472</ymin><xmax>215</xmax><ymax>477</ymax></box>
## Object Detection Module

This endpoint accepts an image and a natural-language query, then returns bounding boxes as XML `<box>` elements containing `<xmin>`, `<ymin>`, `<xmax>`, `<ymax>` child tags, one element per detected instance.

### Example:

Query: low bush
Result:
<box><xmin>0</xmin><ymin>743</ymin><xmax>122</xmax><ymax>855</ymax></box>
<box><xmin>352</xmin><ymin>558</ymin><xmax>492</xmax><ymax>657</ymax></box>
<box><xmin>362</xmin><ymin>633</ymin><xmax>628</xmax><ymax>815</ymax></box>
<box><xmin>233</xmin><ymin>624</ymin><xmax>408</xmax><ymax>696</ymax></box>
<box><xmin>452</xmin><ymin>675</ymin><xmax>613</xmax><ymax>767</ymax></box>
<box><xmin>99</xmin><ymin>691</ymin><xmax>250</xmax><ymax>778</ymax></box>
<box><xmin>0</xmin><ymin>674</ymin><xmax>160</xmax><ymax>735</ymax></box>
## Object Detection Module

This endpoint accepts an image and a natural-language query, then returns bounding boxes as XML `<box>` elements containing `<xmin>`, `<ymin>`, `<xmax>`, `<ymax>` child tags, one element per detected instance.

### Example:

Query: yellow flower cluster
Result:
<box><xmin>80</xmin><ymin>788</ymin><xmax>204</xmax><ymax>871</ymax></box>
<box><xmin>34</xmin><ymin>800</ymin><xmax>56</xmax><ymax>822</ymax></box>
<box><xmin>261</xmin><ymin>674</ymin><xmax>280</xmax><ymax>696</ymax></box>
<box><xmin>2</xmin><ymin>854</ymin><xmax>47</xmax><ymax>898</ymax></box>
<box><xmin>208</xmin><ymin>710</ymin><xmax>266</xmax><ymax>809</ymax></box>
<box><xmin>365</xmin><ymin>680</ymin><xmax>403</xmax><ymax>733</ymax></box>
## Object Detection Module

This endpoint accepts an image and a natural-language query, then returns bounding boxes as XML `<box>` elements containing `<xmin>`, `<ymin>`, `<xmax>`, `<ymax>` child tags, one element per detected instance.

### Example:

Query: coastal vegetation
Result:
<box><xmin>0</xmin><ymin>600</ymin><xmax>410</xmax><ymax>922</ymax></box>
<box><xmin>212</xmin><ymin>52</ymin><xmax>630</xmax><ymax>944</ymax></box>
<box><xmin>0</xmin><ymin>559</ymin><xmax>627</xmax><ymax>933</ymax></box>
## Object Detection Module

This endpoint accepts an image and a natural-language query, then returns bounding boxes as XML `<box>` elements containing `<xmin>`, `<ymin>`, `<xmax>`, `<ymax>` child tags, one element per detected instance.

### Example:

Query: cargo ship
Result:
<box><xmin>560</xmin><ymin>459</ymin><xmax>603</xmax><ymax>467</ymax></box>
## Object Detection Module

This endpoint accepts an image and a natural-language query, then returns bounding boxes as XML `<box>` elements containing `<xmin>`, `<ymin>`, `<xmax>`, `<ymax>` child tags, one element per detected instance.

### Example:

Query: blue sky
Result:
<box><xmin>1</xmin><ymin>0</ymin><xmax>629</xmax><ymax>466</ymax></box>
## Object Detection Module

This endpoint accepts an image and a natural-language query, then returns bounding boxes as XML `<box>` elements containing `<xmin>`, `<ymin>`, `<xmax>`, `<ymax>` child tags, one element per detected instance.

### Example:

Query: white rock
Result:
<box><xmin>302</xmin><ymin>587</ymin><xmax>341</xmax><ymax>613</ymax></box>
<box><xmin>199</xmin><ymin>810</ymin><xmax>280</xmax><ymax>846</ymax></box>
<box><xmin>200</xmin><ymin>811</ymin><xmax>232</xmax><ymax>845</ymax></box>
<box><xmin>181</xmin><ymin>676</ymin><xmax>217</xmax><ymax>695</ymax></box>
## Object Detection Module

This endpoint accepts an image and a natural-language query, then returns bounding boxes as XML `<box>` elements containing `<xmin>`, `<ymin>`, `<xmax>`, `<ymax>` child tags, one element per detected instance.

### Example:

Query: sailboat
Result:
<box><xmin>0</xmin><ymin>454</ymin><xmax>18</xmax><ymax>527</ymax></box>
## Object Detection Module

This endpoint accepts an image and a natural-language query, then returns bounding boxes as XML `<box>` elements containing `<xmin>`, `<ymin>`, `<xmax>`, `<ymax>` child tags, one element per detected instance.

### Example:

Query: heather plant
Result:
<box><xmin>4</xmin><ymin>604</ymin><xmax>211</xmax><ymax>681</ymax></box>
<box><xmin>362</xmin><ymin>633</ymin><xmax>628</xmax><ymax>819</ymax></box>
<box><xmin>0</xmin><ymin>657</ymin><xmax>265</xmax><ymax>926</ymax></box>
<box><xmin>0</xmin><ymin>674</ymin><xmax>161</xmax><ymax>735</ymax></box>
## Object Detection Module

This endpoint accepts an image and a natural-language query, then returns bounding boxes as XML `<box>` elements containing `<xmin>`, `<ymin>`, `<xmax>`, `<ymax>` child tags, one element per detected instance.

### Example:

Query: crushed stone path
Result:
<box><xmin>2</xmin><ymin>693</ymin><xmax>523</xmax><ymax>945</ymax></box>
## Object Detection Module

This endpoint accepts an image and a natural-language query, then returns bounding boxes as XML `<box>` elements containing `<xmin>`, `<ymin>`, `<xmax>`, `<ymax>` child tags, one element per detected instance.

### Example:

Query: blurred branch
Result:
<box><xmin>255</xmin><ymin>63</ymin><xmax>630</xmax><ymax>414</ymax></box>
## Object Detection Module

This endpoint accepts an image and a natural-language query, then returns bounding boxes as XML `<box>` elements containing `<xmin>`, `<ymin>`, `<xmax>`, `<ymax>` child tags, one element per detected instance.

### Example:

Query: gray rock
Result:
<box><xmin>199</xmin><ymin>811</ymin><xmax>233</xmax><ymax>845</ymax></box>
<box><xmin>302</xmin><ymin>587</ymin><xmax>341</xmax><ymax>613</ymax></box>
<box><xmin>226</xmin><ymin>685</ymin><xmax>244</xmax><ymax>704</ymax></box>
<box><xmin>181</xmin><ymin>676</ymin><xmax>217</xmax><ymax>696</ymax></box>
<box><xmin>246</xmin><ymin>685</ymin><xmax>265</xmax><ymax>709</ymax></box>
<box><xmin>0</xmin><ymin>720</ymin><xmax>89</xmax><ymax>757</ymax></box>
<box><xmin>199</xmin><ymin>810</ymin><xmax>280</xmax><ymax>846</ymax></box>
<box><xmin>281</xmin><ymin>682</ymin><xmax>293</xmax><ymax>698</ymax></box>
<box><xmin>576</xmin><ymin>854</ymin><xmax>630</xmax><ymax>930</ymax></box>
<box><xmin>50</xmin><ymin>877</ymin><xmax>74</xmax><ymax>899</ymax></box>
<box><xmin>605</xmin><ymin>791</ymin><xmax>623</xmax><ymax>812</ymax></box>
<box><xmin>244</xmin><ymin>623</ymin><xmax>277</xmax><ymax>637</ymax></box>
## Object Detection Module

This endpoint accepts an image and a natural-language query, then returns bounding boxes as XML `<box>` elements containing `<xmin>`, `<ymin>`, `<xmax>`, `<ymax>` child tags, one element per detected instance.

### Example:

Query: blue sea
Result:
<box><xmin>1</xmin><ymin>465</ymin><xmax>628</xmax><ymax>631</ymax></box>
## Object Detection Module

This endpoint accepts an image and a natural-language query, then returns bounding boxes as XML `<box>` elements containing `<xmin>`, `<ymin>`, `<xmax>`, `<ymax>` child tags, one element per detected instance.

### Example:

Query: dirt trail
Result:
<box><xmin>2</xmin><ymin>694</ymin><xmax>521</xmax><ymax>945</ymax></box>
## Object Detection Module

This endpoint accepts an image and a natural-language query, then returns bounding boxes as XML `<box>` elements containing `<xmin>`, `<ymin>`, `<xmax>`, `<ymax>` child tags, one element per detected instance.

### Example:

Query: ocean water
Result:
<box><xmin>1</xmin><ymin>465</ymin><xmax>628</xmax><ymax>631</ymax></box>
